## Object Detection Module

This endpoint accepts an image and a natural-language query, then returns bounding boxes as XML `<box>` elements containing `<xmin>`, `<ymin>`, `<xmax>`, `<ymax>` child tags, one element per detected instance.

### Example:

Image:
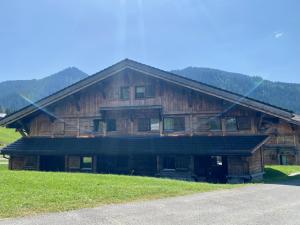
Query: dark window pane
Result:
<box><xmin>138</xmin><ymin>118</ymin><xmax>150</xmax><ymax>131</ymax></box>
<box><xmin>107</xmin><ymin>119</ymin><xmax>116</xmax><ymax>132</ymax></box>
<box><xmin>237</xmin><ymin>117</ymin><xmax>251</xmax><ymax>130</ymax></box>
<box><xmin>163</xmin><ymin>156</ymin><xmax>175</xmax><ymax>169</ymax></box>
<box><xmin>280</xmin><ymin>155</ymin><xmax>288</xmax><ymax>165</ymax></box>
<box><xmin>209</xmin><ymin>117</ymin><xmax>222</xmax><ymax>131</ymax></box>
<box><xmin>163</xmin><ymin>118</ymin><xmax>174</xmax><ymax>131</ymax></box>
<box><xmin>174</xmin><ymin>117</ymin><xmax>185</xmax><ymax>131</ymax></box>
<box><xmin>164</xmin><ymin>117</ymin><xmax>185</xmax><ymax>131</ymax></box>
<box><xmin>175</xmin><ymin>156</ymin><xmax>190</xmax><ymax>170</ymax></box>
<box><xmin>93</xmin><ymin>119</ymin><xmax>104</xmax><ymax>132</ymax></box>
<box><xmin>81</xmin><ymin>156</ymin><xmax>93</xmax><ymax>170</ymax></box>
<box><xmin>135</xmin><ymin>85</ymin><xmax>155</xmax><ymax>98</ymax></box>
<box><xmin>120</xmin><ymin>87</ymin><xmax>129</xmax><ymax>100</ymax></box>
<box><xmin>225</xmin><ymin>117</ymin><xmax>237</xmax><ymax>131</ymax></box>
<box><xmin>135</xmin><ymin>86</ymin><xmax>145</xmax><ymax>99</ymax></box>
<box><xmin>195</xmin><ymin>117</ymin><xmax>210</xmax><ymax>131</ymax></box>
<box><xmin>93</xmin><ymin>119</ymin><xmax>99</xmax><ymax>132</ymax></box>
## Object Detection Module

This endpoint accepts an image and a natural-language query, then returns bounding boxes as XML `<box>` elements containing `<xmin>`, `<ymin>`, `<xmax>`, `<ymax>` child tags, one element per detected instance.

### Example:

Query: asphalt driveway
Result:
<box><xmin>1</xmin><ymin>179</ymin><xmax>300</xmax><ymax>225</ymax></box>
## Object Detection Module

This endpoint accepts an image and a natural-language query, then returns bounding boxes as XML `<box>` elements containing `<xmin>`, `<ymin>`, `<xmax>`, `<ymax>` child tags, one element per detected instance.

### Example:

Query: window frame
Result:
<box><xmin>135</xmin><ymin>85</ymin><xmax>155</xmax><ymax>99</ymax></box>
<box><xmin>163</xmin><ymin>156</ymin><xmax>176</xmax><ymax>170</ymax></box>
<box><xmin>137</xmin><ymin>118</ymin><xmax>151</xmax><ymax>132</ymax></box>
<box><xmin>237</xmin><ymin>117</ymin><xmax>252</xmax><ymax>131</ymax></box>
<box><xmin>93</xmin><ymin>119</ymin><xmax>104</xmax><ymax>133</ymax></box>
<box><xmin>225</xmin><ymin>117</ymin><xmax>238</xmax><ymax>132</ymax></box>
<box><xmin>208</xmin><ymin>117</ymin><xmax>222</xmax><ymax>131</ymax></box>
<box><xmin>135</xmin><ymin>86</ymin><xmax>146</xmax><ymax>99</ymax></box>
<box><xmin>137</xmin><ymin>118</ymin><xmax>160</xmax><ymax>132</ymax></box>
<box><xmin>280</xmin><ymin>155</ymin><xmax>289</xmax><ymax>165</ymax></box>
<box><xmin>80</xmin><ymin>156</ymin><xmax>93</xmax><ymax>172</ymax></box>
<box><xmin>162</xmin><ymin>156</ymin><xmax>190</xmax><ymax>171</ymax></box>
<box><xmin>175</xmin><ymin>156</ymin><xmax>190</xmax><ymax>171</ymax></box>
<box><xmin>195</xmin><ymin>117</ymin><xmax>222</xmax><ymax>132</ymax></box>
<box><xmin>163</xmin><ymin>117</ymin><xmax>185</xmax><ymax>132</ymax></box>
<box><xmin>120</xmin><ymin>86</ymin><xmax>130</xmax><ymax>100</ymax></box>
<box><xmin>106</xmin><ymin>119</ymin><xmax>117</xmax><ymax>132</ymax></box>
<box><xmin>150</xmin><ymin>118</ymin><xmax>160</xmax><ymax>131</ymax></box>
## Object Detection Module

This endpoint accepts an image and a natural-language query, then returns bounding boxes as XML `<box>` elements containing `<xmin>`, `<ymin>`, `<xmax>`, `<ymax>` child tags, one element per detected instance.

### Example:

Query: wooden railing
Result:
<box><xmin>267</xmin><ymin>135</ymin><xmax>296</xmax><ymax>145</ymax></box>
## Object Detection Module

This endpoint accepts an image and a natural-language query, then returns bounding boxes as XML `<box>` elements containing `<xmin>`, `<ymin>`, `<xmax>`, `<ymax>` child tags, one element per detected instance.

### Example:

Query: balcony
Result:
<box><xmin>264</xmin><ymin>135</ymin><xmax>297</xmax><ymax>149</ymax></box>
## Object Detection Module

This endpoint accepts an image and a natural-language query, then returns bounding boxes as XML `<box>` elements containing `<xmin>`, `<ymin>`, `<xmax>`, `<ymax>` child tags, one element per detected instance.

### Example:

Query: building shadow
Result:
<box><xmin>263</xmin><ymin>167</ymin><xmax>300</xmax><ymax>186</ymax></box>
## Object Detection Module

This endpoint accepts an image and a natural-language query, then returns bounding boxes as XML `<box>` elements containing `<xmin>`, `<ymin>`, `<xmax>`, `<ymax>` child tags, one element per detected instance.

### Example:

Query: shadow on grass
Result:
<box><xmin>263</xmin><ymin>167</ymin><xmax>300</xmax><ymax>186</ymax></box>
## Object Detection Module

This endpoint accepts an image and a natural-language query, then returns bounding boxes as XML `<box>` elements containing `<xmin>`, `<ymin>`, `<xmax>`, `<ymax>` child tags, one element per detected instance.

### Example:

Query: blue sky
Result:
<box><xmin>0</xmin><ymin>0</ymin><xmax>299</xmax><ymax>83</ymax></box>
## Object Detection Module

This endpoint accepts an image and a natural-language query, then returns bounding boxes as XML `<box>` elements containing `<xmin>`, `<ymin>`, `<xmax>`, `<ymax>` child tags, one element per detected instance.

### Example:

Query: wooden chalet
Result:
<box><xmin>1</xmin><ymin>59</ymin><xmax>300</xmax><ymax>183</ymax></box>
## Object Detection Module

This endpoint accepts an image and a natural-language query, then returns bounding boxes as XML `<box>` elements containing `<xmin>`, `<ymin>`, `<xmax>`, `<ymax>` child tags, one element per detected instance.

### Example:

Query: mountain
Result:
<box><xmin>1</xmin><ymin>65</ymin><xmax>300</xmax><ymax>115</ymax></box>
<box><xmin>0</xmin><ymin>67</ymin><xmax>88</xmax><ymax>113</ymax></box>
<box><xmin>172</xmin><ymin>67</ymin><xmax>300</xmax><ymax>113</ymax></box>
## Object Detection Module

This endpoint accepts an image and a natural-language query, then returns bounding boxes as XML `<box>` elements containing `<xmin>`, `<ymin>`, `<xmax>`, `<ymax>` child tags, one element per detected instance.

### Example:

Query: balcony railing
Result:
<box><xmin>267</xmin><ymin>135</ymin><xmax>296</xmax><ymax>145</ymax></box>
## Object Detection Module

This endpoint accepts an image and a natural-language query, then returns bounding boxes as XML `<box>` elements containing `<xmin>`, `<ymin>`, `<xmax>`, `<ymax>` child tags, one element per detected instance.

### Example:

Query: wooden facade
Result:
<box><xmin>1</xmin><ymin>59</ymin><xmax>300</xmax><ymax>183</ymax></box>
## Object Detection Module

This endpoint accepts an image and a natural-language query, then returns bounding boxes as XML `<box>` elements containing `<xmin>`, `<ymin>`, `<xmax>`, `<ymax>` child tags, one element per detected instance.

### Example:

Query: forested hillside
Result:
<box><xmin>0</xmin><ymin>67</ymin><xmax>87</xmax><ymax>113</ymax></box>
<box><xmin>172</xmin><ymin>67</ymin><xmax>300</xmax><ymax>113</ymax></box>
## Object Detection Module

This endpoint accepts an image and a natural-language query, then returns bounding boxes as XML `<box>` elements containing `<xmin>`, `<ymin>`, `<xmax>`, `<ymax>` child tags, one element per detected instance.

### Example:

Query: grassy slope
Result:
<box><xmin>0</xmin><ymin>165</ymin><xmax>238</xmax><ymax>218</ymax></box>
<box><xmin>0</xmin><ymin>127</ymin><xmax>21</xmax><ymax>146</ymax></box>
<box><xmin>264</xmin><ymin>165</ymin><xmax>300</xmax><ymax>182</ymax></box>
<box><xmin>0</xmin><ymin>165</ymin><xmax>300</xmax><ymax>218</ymax></box>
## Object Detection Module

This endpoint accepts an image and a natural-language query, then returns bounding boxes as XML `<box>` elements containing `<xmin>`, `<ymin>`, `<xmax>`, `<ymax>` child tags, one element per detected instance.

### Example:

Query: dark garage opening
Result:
<box><xmin>194</xmin><ymin>156</ymin><xmax>228</xmax><ymax>183</ymax></box>
<box><xmin>39</xmin><ymin>155</ymin><xmax>65</xmax><ymax>172</ymax></box>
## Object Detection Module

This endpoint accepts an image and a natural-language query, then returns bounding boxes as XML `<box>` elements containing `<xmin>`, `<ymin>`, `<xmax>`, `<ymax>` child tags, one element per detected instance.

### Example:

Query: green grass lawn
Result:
<box><xmin>0</xmin><ymin>151</ymin><xmax>299</xmax><ymax>219</ymax></box>
<box><xmin>0</xmin><ymin>165</ymin><xmax>240</xmax><ymax>218</ymax></box>
<box><xmin>0</xmin><ymin>127</ymin><xmax>21</xmax><ymax>146</ymax></box>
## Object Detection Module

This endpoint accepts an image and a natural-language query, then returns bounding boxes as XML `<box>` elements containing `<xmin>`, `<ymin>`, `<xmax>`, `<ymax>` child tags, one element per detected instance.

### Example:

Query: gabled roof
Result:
<box><xmin>1</xmin><ymin>59</ymin><xmax>299</xmax><ymax>127</ymax></box>
<box><xmin>1</xmin><ymin>135</ymin><xmax>269</xmax><ymax>156</ymax></box>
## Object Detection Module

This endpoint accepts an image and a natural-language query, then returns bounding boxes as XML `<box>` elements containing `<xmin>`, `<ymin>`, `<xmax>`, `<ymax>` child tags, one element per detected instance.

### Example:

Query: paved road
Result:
<box><xmin>1</xmin><ymin>179</ymin><xmax>300</xmax><ymax>225</ymax></box>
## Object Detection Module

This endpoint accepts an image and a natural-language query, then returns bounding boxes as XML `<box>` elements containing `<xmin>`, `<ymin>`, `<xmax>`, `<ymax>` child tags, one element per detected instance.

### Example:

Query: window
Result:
<box><xmin>209</xmin><ymin>117</ymin><xmax>222</xmax><ymax>131</ymax></box>
<box><xmin>150</xmin><ymin>118</ymin><xmax>160</xmax><ymax>131</ymax></box>
<box><xmin>135</xmin><ymin>86</ymin><xmax>146</xmax><ymax>98</ymax></box>
<box><xmin>195</xmin><ymin>117</ymin><xmax>210</xmax><ymax>131</ymax></box>
<box><xmin>24</xmin><ymin>156</ymin><xmax>37</xmax><ymax>168</ymax></box>
<box><xmin>175</xmin><ymin>156</ymin><xmax>190</xmax><ymax>170</ymax></box>
<box><xmin>225</xmin><ymin>117</ymin><xmax>237</xmax><ymax>131</ymax></box>
<box><xmin>120</xmin><ymin>86</ymin><xmax>130</xmax><ymax>100</ymax></box>
<box><xmin>162</xmin><ymin>156</ymin><xmax>189</xmax><ymax>170</ymax></box>
<box><xmin>195</xmin><ymin>117</ymin><xmax>221</xmax><ymax>131</ymax></box>
<box><xmin>237</xmin><ymin>117</ymin><xmax>251</xmax><ymax>130</ymax></box>
<box><xmin>135</xmin><ymin>85</ymin><xmax>155</xmax><ymax>99</ymax></box>
<box><xmin>81</xmin><ymin>156</ymin><xmax>93</xmax><ymax>171</ymax></box>
<box><xmin>138</xmin><ymin>118</ymin><xmax>160</xmax><ymax>131</ymax></box>
<box><xmin>164</xmin><ymin>117</ymin><xmax>185</xmax><ymax>131</ymax></box>
<box><xmin>163</xmin><ymin>156</ymin><xmax>175</xmax><ymax>170</ymax></box>
<box><xmin>107</xmin><ymin>119</ymin><xmax>117</xmax><ymax>132</ymax></box>
<box><xmin>138</xmin><ymin>118</ymin><xmax>150</xmax><ymax>131</ymax></box>
<box><xmin>93</xmin><ymin>119</ymin><xmax>104</xmax><ymax>132</ymax></box>
<box><xmin>211</xmin><ymin>156</ymin><xmax>223</xmax><ymax>166</ymax></box>
<box><xmin>280</xmin><ymin>155</ymin><xmax>288</xmax><ymax>165</ymax></box>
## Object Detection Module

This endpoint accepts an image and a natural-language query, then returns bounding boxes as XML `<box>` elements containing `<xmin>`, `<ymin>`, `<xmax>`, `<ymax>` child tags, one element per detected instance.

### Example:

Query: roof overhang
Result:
<box><xmin>1</xmin><ymin>135</ymin><xmax>269</xmax><ymax>157</ymax></box>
